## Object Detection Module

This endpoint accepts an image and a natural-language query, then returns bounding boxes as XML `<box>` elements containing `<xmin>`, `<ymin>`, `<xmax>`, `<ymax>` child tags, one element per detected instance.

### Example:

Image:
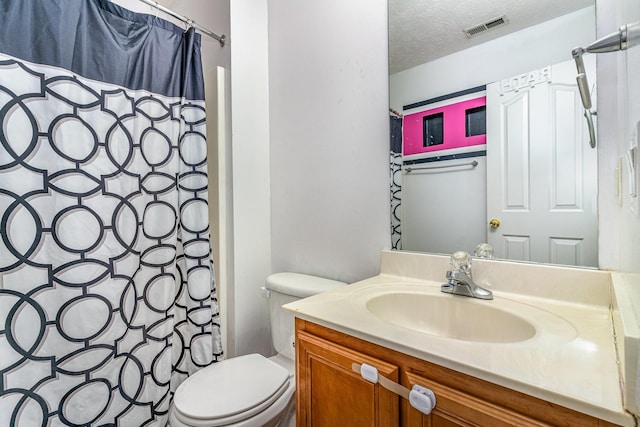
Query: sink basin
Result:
<box><xmin>365</xmin><ymin>291</ymin><xmax>536</xmax><ymax>343</ymax></box>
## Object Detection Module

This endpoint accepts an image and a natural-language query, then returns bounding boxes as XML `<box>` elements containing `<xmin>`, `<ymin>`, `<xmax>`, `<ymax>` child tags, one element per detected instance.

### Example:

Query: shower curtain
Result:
<box><xmin>0</xmin><ymin>0</ymin><xmax>222</xmax><ymax>425</ymax></box>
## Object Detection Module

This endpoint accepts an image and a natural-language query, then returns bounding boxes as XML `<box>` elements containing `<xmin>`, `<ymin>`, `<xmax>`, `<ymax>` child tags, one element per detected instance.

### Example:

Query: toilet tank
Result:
<box><xmin>265</xmin><ymin>272</ymin><xmax>346</xmax><ymax>361</ymax></box>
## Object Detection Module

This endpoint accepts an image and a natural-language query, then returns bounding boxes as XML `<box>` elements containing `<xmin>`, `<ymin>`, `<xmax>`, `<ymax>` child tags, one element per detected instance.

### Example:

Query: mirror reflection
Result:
<box><xmin>389</xmin><ymin>0</ymin><xmax>598</xmax><ymax>267</ymax></box>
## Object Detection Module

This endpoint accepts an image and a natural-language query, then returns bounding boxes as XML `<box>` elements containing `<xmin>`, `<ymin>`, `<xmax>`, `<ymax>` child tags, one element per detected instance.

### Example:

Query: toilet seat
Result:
<box><xmin>172</xmin><ymin>354</ymin><xmax>291</xmax><ymax>427</ymax></box>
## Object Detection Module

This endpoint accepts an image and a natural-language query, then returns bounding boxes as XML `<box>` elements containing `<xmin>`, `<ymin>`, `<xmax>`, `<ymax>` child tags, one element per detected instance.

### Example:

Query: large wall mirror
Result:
<box><xmin>389</xmin><ymin>0</ymin><xmax>598</xmax><ymax>267</ymax></box>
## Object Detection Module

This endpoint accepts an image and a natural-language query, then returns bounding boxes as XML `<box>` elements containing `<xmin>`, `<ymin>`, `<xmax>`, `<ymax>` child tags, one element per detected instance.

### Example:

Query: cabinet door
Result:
<box><xmin>404</xmin><ymin>372</ymin><xmax>550</xmax><ymax>427</ymax></box>
<box><xmin>296</xmin><ymin>330</ymin><xmax>400</xmax><ymax>427</ymax></box>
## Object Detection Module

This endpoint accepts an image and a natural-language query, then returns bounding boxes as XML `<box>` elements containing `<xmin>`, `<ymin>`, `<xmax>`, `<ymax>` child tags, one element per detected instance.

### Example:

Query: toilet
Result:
<box><xmin>169</xmin><ymin>272</ymin><xmax>346</xmax><ymax>427</ymax></box>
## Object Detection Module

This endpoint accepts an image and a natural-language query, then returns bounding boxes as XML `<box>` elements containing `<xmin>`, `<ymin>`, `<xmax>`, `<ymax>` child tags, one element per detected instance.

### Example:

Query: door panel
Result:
<box><xmin>503</xmin><ymin>92</ymin><xmax>530</xmax><ymax>211</ymax></box>
<box><xmin>296</xmin><ymin>330</ymin><xmax>399</xmax><ymax>427</ymax></box>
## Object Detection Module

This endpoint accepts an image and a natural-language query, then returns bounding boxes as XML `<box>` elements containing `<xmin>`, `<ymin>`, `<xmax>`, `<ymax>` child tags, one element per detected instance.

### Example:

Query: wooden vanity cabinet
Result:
<box><xmin>295</xmin><ymin>319</ymin><xmax>621</xmax><ymax>427</ymax></box>
<box><xmin>296</xmin><ymin>326</ymin><xmax>400</xmax><ymax>426</ymax></box>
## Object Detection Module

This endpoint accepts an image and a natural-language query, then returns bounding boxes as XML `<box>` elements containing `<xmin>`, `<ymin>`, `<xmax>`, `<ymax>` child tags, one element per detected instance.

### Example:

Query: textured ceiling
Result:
<box><xmin>389</xmin><ymin>0</ymin><xmax>594</xmax><ymax>74</ymax></box>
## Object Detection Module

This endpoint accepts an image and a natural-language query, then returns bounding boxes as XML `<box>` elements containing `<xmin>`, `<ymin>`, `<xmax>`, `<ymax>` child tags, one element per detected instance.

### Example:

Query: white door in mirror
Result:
<box><xmin>486</xmin><ymin>58</ymin><xmax>598</xmax><ymax>267</ymax></box>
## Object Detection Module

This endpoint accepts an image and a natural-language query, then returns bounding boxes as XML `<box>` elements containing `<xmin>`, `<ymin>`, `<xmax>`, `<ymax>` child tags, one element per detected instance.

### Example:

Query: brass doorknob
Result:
<box><xmin>489</xmin><ymin>218</ymin><xmax>501</xmax><ymax>229</ymax></box>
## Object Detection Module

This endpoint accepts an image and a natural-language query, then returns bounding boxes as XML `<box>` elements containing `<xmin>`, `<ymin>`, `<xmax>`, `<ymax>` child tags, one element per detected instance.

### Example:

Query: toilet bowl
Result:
<box><xmin>169</xmin><ymin>354</ymin><xmax>295</xmax><ymax>427</ymax></box>
<box><xmin>169</xmin><ymin>273</ymin><xmax>346</xmax><ymax>427</ymax></box>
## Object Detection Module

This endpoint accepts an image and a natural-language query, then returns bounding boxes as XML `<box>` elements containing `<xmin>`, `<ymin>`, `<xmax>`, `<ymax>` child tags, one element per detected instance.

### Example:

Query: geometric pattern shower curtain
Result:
<box><xmin>0</xmin><ymin>1</ymin><xmax>223</xmax><ymax>425</ymax></box>
<box><xmin>389</xmin><ymin>114</ymin><xmax>402</xmax><ymax>250</ymax></box>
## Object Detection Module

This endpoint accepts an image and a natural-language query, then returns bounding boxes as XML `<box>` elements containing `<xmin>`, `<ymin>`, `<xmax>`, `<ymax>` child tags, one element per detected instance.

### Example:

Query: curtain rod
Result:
<box><xmin>137</xmin><ymin>0</ymin><xmax>226</xmax><ymax>47</ymax></box>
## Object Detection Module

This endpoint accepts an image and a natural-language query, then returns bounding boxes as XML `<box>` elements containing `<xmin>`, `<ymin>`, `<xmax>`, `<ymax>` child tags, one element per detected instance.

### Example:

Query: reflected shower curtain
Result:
<box><xmin>390</xmin><ymin>114</ymin><xmax>402</xmax><ymax>250</ymax></box>
<box><xmin>0</xmin><ymin>0</ymin><xmax>223</xmax><ymax>425</ymax></box>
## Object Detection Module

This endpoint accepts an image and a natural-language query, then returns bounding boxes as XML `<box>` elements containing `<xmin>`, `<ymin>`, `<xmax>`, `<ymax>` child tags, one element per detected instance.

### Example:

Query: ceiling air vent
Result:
<box><xmin>464</xmin><ymin>15</ymin><xmax>508</xmax><ymax>38</ymax></box>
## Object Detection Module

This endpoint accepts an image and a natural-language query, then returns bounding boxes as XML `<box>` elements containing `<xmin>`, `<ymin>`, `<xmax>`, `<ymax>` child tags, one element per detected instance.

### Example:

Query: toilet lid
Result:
<box><xmin>173</xmin><ymin>354</ymin><xmax>290</xmax><ymax>426</ymax></box>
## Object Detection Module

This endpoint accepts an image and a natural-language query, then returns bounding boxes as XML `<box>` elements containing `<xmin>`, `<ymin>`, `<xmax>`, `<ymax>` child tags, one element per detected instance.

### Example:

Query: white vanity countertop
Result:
<box><xmin>283</xmin><ymin>250</ymin><xmax>636</xmax><ymax>426</ymax></box>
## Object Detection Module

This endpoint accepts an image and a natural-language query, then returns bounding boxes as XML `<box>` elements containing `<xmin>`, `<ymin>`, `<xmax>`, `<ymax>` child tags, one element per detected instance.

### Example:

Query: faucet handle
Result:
<box><xmin>450</xmin><ymin>251</ymin><xmax>472</xmax><ymax>274</ymax></box>
<box><xmin>474</xmin><ymin>243</ymin><xmax>494</xmax><ymax>259</ymax></box>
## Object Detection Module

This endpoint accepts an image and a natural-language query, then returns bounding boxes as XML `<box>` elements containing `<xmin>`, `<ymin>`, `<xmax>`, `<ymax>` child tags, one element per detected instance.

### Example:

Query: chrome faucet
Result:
<box><xmin>441</xmin><ymin>251</ymin><xmax>493</xmax><ymax>300</ymax></box>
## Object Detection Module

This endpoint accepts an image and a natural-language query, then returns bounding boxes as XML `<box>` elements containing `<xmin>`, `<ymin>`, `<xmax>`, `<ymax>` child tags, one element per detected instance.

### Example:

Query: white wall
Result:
<box><xmin>402</xmin><ymin>158</ymin><xmax>487</xmax><ymax>255</ymax></box>
<box><xmin>596</xmin><ymin>0</ymin><xmax>640</xmax><ymax>273</ymax></box>
<box><xmin>229</xmin><ymin>0</ymin><xmax>273</xmax><ymax>357</ymax></box>
<box><xmin>267</xmin><ymin>0</ymin><xmax>391</xmax><ymax>284</ymax></box>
